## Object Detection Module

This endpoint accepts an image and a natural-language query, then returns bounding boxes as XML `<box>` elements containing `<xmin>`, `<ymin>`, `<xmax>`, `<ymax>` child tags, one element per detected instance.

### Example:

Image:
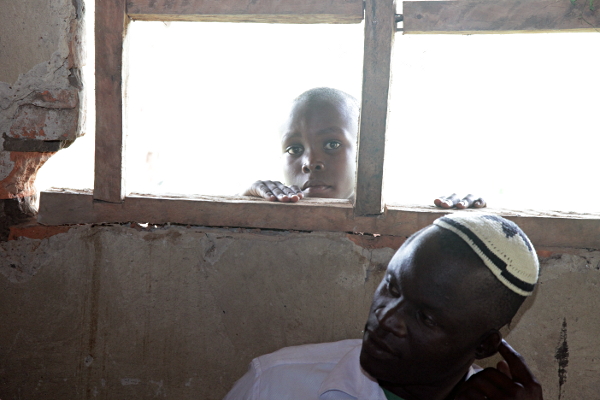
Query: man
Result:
<box><xmin>224</xmin><ymin>213</ymin><xmax>543</xmax><ymax>400</ymax></box>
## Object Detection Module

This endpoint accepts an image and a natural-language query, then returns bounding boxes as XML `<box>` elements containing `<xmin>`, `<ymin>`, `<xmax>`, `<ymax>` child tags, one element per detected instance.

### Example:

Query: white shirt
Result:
<box><xmin>223</xmin><ymin>339</ymin><xmax>387</xmax><ymax>400</ymax></box>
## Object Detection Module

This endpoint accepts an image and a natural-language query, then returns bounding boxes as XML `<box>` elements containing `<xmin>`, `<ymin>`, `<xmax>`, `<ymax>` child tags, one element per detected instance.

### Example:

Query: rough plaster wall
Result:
<box><xmin>0</xmin><ymin>1</ymin><xmax>58</xmax><ymax>84</ymax></box>
<box><xmin>479</xmin><ymin>251</ymin><xmax>600</xmax><ymax>400</ymax></box>
<box><xmin>0</xmin><ymin>225</ymin><xmax>393</xmax><ymax>399</ymax></box>
<box><xmin>0</xmin><ymin>0</ymin><xmax>85</xmax><ymax>240</ymax></box>
<box><xmin>1</xmin><ymin>225</ymin><xmax>599</xmax><ymax>399</ymax></box>
<box><xmin>0</xmin><ymin>0</ymin><xmax>84</xmax><ymax>138</ymax></box>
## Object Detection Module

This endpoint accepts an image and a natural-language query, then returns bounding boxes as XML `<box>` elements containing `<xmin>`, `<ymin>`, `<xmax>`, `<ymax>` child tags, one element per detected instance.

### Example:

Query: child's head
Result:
<box><xmin>280</xmin><ymin>87</ymin><xmax>359</xmax><ymax>199</ymax></box>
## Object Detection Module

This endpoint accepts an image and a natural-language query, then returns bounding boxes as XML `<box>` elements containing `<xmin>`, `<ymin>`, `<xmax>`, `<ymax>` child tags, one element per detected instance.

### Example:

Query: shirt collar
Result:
<box><xmin>317</xmin><ymin>342</ymin><xmax>481</xmax><ymax>400</ymax></box>
<box><xmin>318</xmin><ymin>343</ymin><xmax>386</xmax><ymax>400</ymax></box>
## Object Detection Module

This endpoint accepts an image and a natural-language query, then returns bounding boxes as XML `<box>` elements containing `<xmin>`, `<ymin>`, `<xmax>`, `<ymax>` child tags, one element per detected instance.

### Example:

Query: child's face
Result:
<box><xmin>281</xmin><ymin>99</ymin><xmax>357</xmax><ymax>199</ymax></box>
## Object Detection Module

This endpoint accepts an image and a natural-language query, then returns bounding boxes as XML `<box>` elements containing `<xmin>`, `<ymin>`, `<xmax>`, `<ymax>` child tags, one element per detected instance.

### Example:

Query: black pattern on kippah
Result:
<box><xmin>483</xmin><ymin>215</ymin><xmax>533</xmax><ymax>252</ymax></box>
<box><xmin>439</xmin><ymin>217</ymin><xmax>536</xmax><ymax>294</ymax></box>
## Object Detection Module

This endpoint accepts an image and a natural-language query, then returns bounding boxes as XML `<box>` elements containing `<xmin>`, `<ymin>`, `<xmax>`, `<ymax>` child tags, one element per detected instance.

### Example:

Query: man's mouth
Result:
<box><xmin>363</xmin><ymin>329</ymin><xmax>400</xmax><ymax>359</ymax></box>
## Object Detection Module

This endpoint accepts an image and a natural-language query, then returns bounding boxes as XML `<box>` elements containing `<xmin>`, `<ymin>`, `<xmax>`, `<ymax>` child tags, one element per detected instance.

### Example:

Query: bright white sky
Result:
<box><xmin>36</xmin><ymin>17</ymin><xmax>600</xmax><ymax>213</ymax></box>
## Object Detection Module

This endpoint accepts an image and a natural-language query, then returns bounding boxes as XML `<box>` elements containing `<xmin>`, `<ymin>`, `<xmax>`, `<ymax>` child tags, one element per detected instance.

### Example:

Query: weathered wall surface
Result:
<box><xmin>480</xmin><ymin>248</ymin><xmax>600</xmax><ymax>400</ymax></box>
<box><xmin>0</xmin><ymin>225</ymin><xmax>394</xmax><ymax>399</ymax></box>
<box><xmin>1</xmin><ymin>224</ymin><xmax>599</xmax><ymax>399</ymax></box>
<box><xmin>0</xmin><ymin>0</ymin><xmax>85</xmax><ymax>240</ymax></box>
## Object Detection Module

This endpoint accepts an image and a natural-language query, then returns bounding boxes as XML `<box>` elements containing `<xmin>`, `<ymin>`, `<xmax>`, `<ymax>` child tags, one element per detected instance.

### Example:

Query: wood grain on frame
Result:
<box><xmin>126</xmin><ymin>0</ymin><xmax>364</xmax><ymax>23</ymax></box>
<box><xmin>95</xmin><ymin>0</ymin><xmax>128</xmax><ymax>203</ymax></box>
<box><xmin>354</xmin><ymin>0</ymin><xmax>396</xmax><ymax>216</ymax></box>
<box><xmin>39</xmin><ymin>190</ymin><xmax>600</xmax><ymax>249</ymax></box>
<box><xmin>404</xmin><ymin>0</ymin><xmax>600</xmax><ymax>34</ymax></box>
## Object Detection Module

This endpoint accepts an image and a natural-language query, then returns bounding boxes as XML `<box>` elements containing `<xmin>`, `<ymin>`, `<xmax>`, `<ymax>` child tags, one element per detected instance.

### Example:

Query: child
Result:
<box><xmin>242</xmin><ymin>87</ymin><xmax>359</xmax><ymax>202</ymax></box>
<box><xmin>244</xmin><ymin>87</ymin><xmax>486</xmax><ymax>209</ymax></box>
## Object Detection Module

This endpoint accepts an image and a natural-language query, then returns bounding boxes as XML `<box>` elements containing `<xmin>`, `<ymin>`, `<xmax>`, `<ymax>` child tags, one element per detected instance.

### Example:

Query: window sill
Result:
<box><xmin>38</xmin><ymin>189</ymin><xmax>600</xmax><ymax>249</ymax></box>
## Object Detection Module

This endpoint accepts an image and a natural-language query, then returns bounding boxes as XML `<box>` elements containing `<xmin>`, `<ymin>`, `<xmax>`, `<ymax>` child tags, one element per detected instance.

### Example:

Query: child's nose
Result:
<box><xmin>301</xmin><ymin>149</ymin><xmax>325</xmax><ymax>173</ymax></box>
<box><xmin>302</xmin><ymin>161</ymin><xmax>324</xmax><ymax>173</ymax></box>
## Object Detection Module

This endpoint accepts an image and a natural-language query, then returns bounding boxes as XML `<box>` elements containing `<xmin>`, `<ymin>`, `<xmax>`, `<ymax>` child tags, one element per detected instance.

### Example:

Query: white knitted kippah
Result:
<box><xmin>433</xmin><ymin>213</ymin><xmax>539</xmax><ymax>297</ymax></box>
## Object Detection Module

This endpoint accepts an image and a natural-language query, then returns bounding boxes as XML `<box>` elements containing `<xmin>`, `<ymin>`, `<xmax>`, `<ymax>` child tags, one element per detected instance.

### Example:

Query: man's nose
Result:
<box><xmin>375</xmin><ymin>300</ymin><xmax>408</xmax><ymax>337</ymax></box>
<box><xmin>301</xmin><ymin>151</ymin><xmax>324</xmax><ymax>173</ymax></box>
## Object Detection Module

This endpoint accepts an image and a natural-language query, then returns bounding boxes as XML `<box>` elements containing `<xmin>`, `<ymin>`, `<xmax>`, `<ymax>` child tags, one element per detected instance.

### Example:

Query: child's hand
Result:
<box><xmin>243</xmin><ymin>180</ymin><xmax>304</xmax><ymax>202</ymax></box>
<box><xmin>434</xmin><ymin>193</ymin><xmax>486</xmax><ymax>209</ymax></box>
<box><xmin>454</xmin><ymin>340</ymin><xmax>543</xmax><ymax>400</ymax></box>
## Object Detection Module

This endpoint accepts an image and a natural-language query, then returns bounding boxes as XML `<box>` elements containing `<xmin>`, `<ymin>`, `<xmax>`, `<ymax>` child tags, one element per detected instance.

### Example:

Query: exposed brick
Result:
<box><xmin>0</xmin><ymin>151</ymin><xmax>54</xmax><ymax>199</ymax></box>
<box><xmin>8</xmin><ymin>223</ymin><xmax>71</xmax><ymax>241</ymax></box>
<box><xmin>25</xmin><ymin>89</ymin><xmax>79</xmax><ymax>109</ymax></box>
<box><xmin>537</xmin><ymin>249</ymin><xmax>556</xmax><ymax>259</ymax></box>
<box><xmin>9</xmin><ymin>105</ymin><xmax>78</xmax><ymax>141</ymax></box>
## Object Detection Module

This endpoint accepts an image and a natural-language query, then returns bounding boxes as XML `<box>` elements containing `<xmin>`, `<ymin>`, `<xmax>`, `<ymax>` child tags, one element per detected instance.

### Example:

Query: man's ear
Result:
<box><xmin>474</xmin><ymin>329</ymin><xmax>502</xmax><ymax>360</ymax></box>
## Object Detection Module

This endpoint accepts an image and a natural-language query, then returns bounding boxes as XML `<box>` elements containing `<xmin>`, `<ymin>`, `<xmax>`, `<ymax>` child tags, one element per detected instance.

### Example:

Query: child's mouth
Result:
<box><xmin>302</xmin><ymin>181</ymin><xmax>333</xmax><ymax>195</ymax></box>
<box><xmin>305</xmin><ymin>185</ymin><xmax>331</xmax><ymax>194</ymax></box>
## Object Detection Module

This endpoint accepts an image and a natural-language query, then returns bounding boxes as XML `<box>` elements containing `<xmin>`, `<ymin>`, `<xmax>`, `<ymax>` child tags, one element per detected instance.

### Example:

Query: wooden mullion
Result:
<box><xmin>126</xmin><ymin>0</ymin><xmax>364</xmax><ymax>23</ymax></box>
<box><xmin>354</xmin><ymin>0</ymin><xmax>396</xmax><ymax>216</ymax></box>
<box><xmin>403</xmin><ymin>0</ymin><xmax>600</xmax><ymax>34</ymax></box>
<box><xmin>94</xmin><ymin>0</ymin><xmax>128</xmax><ymax>203</ymax></box>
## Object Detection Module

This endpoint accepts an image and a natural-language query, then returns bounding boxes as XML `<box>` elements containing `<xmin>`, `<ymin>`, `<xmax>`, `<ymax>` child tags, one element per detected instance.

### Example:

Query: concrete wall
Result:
<box><xmin>0</xmin><ymin>224</ymin><xmax>393</xmax><ymax>399</ymax></box>
<box><xmin>1</xmin><ymin>224</ymin><xmax>599</xmax><ymax>399</ymax></box>
<box><xmin>1</xmin><ymin>1</ymin><xmax>599</xmax><ymax>400</ymax></box>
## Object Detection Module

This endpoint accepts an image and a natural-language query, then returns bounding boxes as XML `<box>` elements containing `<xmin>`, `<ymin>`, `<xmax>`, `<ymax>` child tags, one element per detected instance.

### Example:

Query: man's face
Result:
<box><xmin>280</xmin><ymin>99</ymin><xmax>357</xmax><ymax>199</ymax></box>
<box><xmin>360</xmin><ymin>227</ymin><xmax>490</xmax><ymax>389</ymax></box>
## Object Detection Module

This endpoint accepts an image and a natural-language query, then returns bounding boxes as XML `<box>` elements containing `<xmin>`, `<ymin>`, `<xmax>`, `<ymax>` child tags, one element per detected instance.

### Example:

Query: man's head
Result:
<box><xmin>280</xmin><ymin>87</ymin><xmax>359</xmax><ymax>199</ymax></box>
<box><xmin>360</xmin><ymin>214</ymin><xmax>539</xmax><ymax>395</ymax></box>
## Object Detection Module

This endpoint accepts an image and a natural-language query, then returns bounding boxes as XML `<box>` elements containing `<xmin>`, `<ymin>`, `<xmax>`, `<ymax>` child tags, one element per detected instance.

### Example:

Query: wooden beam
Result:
<box><xmin>38</xmin><ymin>190</ymin><xmax>600</xmax><ymax>249</ymax></box>
<box><xmin>126</xmin><ymin>0</ymin><xmax>364</xmax><ymax>23</ymax></box>
<box><xmin>354</xmin><ymin>0</ymin><xmax>396</xmax><ymax>216</ymax></box>
<box><xmin>94</xmin><ymin>0</ymin><xmax>128</xmax><ymax>203</ymax></box>
<box><xmin>404</xmin><ymin>0</ymin><xmax>600</xmax><ymax>34</ymax></box>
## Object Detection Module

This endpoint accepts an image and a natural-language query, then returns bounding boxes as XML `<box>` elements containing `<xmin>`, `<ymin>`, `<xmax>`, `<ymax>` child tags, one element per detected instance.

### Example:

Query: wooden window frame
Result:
<box><xmin>38</xmin><ymin>0</ymin><xmax>600</xmax><ymax>249</ymax></box>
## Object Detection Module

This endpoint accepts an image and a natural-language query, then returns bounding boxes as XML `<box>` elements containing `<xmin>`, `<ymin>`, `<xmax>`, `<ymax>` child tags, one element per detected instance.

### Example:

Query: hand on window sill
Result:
<box><xmin>242</xmin><ymin>180</ymin><xmax>304</xmax><ymax>202</ymax></box>
<box><xmin>434</xmin><ymin>193</ymin><xmax>487</xmax><ymax>210</ymax></box>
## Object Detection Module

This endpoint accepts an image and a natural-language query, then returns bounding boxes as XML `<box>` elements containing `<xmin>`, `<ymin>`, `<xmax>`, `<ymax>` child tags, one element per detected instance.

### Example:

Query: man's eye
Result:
<box><xmin>286</xmin><ymin>145</ymin><xmax>303</xmax><ymax>155</ymax></box>
<box><xmin>385</xmin><ymin>277</ymin><xmax>400</xmax><ymax>297</ymax></box>
<box><xmin>324</xmin><ymin>141</ymin><xmax>341</xmax><ymax>150</ymax></box>
<box><xmin>417</xmin><ymin>310</ymin><xmax>437</xmax><ymax>328</ymax></box>
<box><xmin>388</xmin><ymin>285</ymin><xmax>400</xmax><ymax>297</ymax></box>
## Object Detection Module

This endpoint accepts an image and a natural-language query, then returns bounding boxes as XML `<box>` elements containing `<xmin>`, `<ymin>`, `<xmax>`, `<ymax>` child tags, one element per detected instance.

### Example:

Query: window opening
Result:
<box><xmin>125</xmin><ymin>21</ymin><xmax>364</xmax><ymax>197</ymax></box>
<box><xmin>385</xmin><ymin>31</ymin><xmax>600</xmax><ymax>213</ymax></box>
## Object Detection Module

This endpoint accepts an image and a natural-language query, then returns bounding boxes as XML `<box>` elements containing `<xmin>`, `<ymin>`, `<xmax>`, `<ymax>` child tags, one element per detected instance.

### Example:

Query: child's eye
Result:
<box><xmin>324</xmin><ymin>141</ymin><xmax>341</xmax><ymax>150</ymax></box>
<box><xmin>286</xmin><ymin>145</ymin><xmax>304</xmax><ymax>155</ymax></box>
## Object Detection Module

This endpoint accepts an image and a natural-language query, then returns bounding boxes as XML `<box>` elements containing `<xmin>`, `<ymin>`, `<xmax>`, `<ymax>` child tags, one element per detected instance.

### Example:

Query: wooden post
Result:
<box><xmin>355</xmin><ymin>0</ymin><xmax>396</xmax><ymax>216</ymax></box>
<box><xmin>94</xmin><ymin>0</ymin><xmax>128</xmax><ymax>203</ymax></box>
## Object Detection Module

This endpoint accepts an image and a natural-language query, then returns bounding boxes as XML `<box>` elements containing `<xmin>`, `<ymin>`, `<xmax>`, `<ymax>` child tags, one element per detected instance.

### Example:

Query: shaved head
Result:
<box><xmin>432</xmin><ymin>226</ymin><xmax>527</xmax><ymax>329</ymax></box>
<box><xmin>291</xmin><ymin>87</ymin><xmax>359</xmax><ymax>137</ymax></box>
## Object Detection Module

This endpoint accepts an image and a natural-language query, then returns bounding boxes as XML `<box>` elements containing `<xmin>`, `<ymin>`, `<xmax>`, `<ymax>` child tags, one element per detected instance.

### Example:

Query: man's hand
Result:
<box><xmin>434</xmin><ymin>193</ymin><xmax>486</xmax><ymax>209</ymax></box>
<box><xmin>454</xmin><ymin>340</ymin><xmax>543</xmax><ymax>400</ymax></box>
<box><xmin>242</xmin><ymin>180</ymin><xmax>304</xmax><ymax>202</ymax></box>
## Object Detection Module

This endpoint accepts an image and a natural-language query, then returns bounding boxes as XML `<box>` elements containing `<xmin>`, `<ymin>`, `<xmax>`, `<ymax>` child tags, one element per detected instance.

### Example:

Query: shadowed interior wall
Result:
<box><xmin>1</xmin><ymin>224</ymin><xmax>599</xmax><ymax>399</ymax></box>
<box><xmin>0</xmin><ymin>1</ymin><xmax>599</xmax><ymax>399</ymax></box>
